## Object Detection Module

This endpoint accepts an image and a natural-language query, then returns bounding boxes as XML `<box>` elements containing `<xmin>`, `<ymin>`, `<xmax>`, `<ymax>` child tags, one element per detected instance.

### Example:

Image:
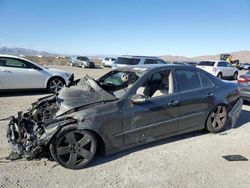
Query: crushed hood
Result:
<box><xmin>56</xmin><ymin>75</ymin><xmax>116</xmax><ymax>115</ymax></box>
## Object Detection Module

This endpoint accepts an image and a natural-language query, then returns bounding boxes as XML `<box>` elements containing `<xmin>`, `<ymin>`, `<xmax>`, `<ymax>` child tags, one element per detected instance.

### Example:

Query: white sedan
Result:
<box><xmin>0</xmin><ymin>55</ymin><xmax>74</xmax><ymax>93</ymax></box>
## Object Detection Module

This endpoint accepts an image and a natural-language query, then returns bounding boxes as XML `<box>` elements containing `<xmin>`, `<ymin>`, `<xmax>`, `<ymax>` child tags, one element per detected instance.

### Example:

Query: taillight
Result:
<box><xmin>238</xmin><ymin>75</ymin><xmax>250</xmax><ymax>83</ymax></box>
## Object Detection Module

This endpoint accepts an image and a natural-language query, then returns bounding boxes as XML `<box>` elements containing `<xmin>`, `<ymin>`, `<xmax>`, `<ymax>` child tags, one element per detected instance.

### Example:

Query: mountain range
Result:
<box><xmin>0</xmin><ymin>47</ymin><xmax>53</xmax><ymax>56</ymax></box>
<box><xmin>161</xmin><ymin>50</ymin><xmax>250</xmax><ymax>63</ymax></box>
<box><xmin>1</xmin><ymin>47</ymin><xmax>250</xmax><ymax>63</ymax></box>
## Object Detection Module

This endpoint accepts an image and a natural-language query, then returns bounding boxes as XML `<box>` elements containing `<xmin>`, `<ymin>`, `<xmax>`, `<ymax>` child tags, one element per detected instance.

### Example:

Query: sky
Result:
<box><xmin>0</xmin><ymin>0</ymin><xmax>249</xmax><ymax>57</ymax></box>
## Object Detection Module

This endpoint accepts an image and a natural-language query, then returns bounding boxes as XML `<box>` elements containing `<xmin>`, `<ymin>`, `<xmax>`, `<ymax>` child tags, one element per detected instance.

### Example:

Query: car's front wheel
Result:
<box><xmin>217</xmin><ymin>73</ymin><xmax>223</xmax><ymax>79</ymax></box>
<box><xmin>47</xmin><ymin>77</ymin><xmax>65</xmax><ymax>93</ymax></box>
<box><xmin>50</xmin><ymin>128</ymin><xmax>97</xmax><ymax>170</ymax></box>
<box><xmin>232</xmin><ymin>72</ymin><xmax>238</xmax><ymax>80</ymax></box>
<box><xmin>206</xmin><ymin>105</ymin><xmax>228</xmax><ymax>133</ymax></box>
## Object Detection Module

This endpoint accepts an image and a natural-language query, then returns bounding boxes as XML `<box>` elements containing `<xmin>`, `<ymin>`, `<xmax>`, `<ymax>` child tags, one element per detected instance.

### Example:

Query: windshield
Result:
<box><xmin>198</xmin><ymin>61</ymin><xmax>215</xmax><ymax>66</ymax></box>
<box><xmin>115</xmin><ymin>57</ymin><xmax>140</xmax><ymax>65</ymax></box>
<box><xmin>77</xmin><ymin>56</ymin><xmax>89</xmax><ymax>61</ymax></box>
<box><xmin>98</xmin><ymin>70</ymin><xmax>144</xmax><ymax>98</ymax></box>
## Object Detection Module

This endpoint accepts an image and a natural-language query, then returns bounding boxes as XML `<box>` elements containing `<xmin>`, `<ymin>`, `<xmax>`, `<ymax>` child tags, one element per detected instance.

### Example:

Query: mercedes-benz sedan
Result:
<box><xmin>5</xmin><ymin>64</ymin><xmax>242</xmax><ymax>169</ymax></box>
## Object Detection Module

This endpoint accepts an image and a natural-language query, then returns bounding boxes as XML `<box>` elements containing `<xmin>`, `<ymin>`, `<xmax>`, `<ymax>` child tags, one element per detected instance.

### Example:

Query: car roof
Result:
<box><xmin>119</xmin><ymin>55</ymin><xmax>160</xmax><ymax>59</ymax></box>
<box><xmin>0</xmin><ymin>54</ymin><xmax>32</xmax><ymax>62</ymax></box>
<box><xmin>0</xmin><ymin>54</ymin><xmax>23</xmax><ymax>59</ymax></box>
<box><xmin>116</xmin><ymin>64</ymin><xmax>190</xmax><ymax>72</ymax></box>
<box><xmin>200</xmin><ymin>60</ymin><xmax>228</xmax><ymax>63</ymax></box>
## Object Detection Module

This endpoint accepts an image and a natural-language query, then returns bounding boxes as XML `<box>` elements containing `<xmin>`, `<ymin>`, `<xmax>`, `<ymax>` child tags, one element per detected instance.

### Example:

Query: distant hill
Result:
<box><xmin>1</xmin><ymin>47</ymin><xmax>250</xmax><ymax>63</ymax></box>
<box><xmin>0</xmin><ymin>47</ymin><xmax>53</xmax><ymax>56</ymax></box>
<box><xmin>161</xmin><ymin>50</ymin><xmax>250</xmax><ymax>63</ymax></box>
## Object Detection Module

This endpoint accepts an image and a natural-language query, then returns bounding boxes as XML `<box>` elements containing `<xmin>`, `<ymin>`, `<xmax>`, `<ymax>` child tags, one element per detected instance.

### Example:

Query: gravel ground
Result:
<box><xmin>0</xmin><ymin>66</ymin><xmax>250</xmax><ymax>188</ymax></box>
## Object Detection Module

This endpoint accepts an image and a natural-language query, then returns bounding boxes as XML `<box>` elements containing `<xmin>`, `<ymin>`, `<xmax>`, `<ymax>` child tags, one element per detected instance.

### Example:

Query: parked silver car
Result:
<box><xmin>70</xmin><ymin>56</ymin><xmax>95</xmax><ymax>68</ymax></box>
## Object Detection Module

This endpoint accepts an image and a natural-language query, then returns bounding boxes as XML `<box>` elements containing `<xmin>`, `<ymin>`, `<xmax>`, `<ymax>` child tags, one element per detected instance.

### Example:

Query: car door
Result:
<box><xmin>175</xmin><ymin>68</ymin><xmax>214</xmax><ymax>131</ymax></box>
<box><xmin>226</xmin><ymin>62</ymin><xmax>235</xmax><ymax>76</ymax></box>
<box><xmin>217</xmin><ymin>61</ymin><xmax>227</xmax><ymax>77</ymax></box>
<box><xmin>0</xmin><ymin>57</ymin><xmax>46</xmax><ymax>89</ymax></box>
<box><xmin>122</xmin><ymin>69</ymin><xmax>180</xmax><ymax>145</ymax></box>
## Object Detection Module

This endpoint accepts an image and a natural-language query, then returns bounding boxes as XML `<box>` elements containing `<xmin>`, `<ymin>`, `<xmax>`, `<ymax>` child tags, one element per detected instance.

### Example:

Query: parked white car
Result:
<box><xmin>0</xmin><ymin>55</ymin><xmax>74</xmax><ymax>93</ymax></box>
<box><xmin>112</xmin><ymin>56</ymin><xmax>167</xmax><ymax>69</ymax></box>
<box><xmin>101</xmin><ymin>57</ymin><xmax>116</xmax><ymax>67</ymax></box>
<box><xmin>197</xmin><ymin>60</ymin><xmax>238</xmax><ymax>80</ymax></box>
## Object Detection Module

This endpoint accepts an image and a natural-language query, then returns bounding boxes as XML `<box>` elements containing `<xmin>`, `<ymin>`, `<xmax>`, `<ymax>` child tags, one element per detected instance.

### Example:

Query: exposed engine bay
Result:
<box><xmin>6</xmin><ymin>95</ymin><xmax>59</xmax><ymax>160</ymax></box>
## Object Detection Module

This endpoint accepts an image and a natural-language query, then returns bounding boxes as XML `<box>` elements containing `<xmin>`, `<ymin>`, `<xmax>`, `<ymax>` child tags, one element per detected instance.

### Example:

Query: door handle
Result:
<box><xmin>168</xmin><ymin>100</ymin><xmax>179</xmax><ymax>107</ymax></box>
<box><xmin>206</xmin><ymin>93</ymin><xmax>214</xmax><ymax>98</ymax></box>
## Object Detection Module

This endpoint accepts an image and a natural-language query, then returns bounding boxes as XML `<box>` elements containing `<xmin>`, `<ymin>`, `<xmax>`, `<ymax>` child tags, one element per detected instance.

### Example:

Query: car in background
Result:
<box><xmin>70</xmin><ymin>56</ymin><xmax>95</xmax><ymax>68</ymax></box>
<box><xmin>112</xmin><ymin>55</ymin><xmax>167</xmax><ymax>69</ymax></box>
<box><xmin>197</xmin><ymin>60</ymin><xmax>238</xmax><ymax>80</ymax></box>
<box><xmin>239</xmin><ymin>63</ymin><xmax>250</xmax><ymax>70</ymax></box>
<box><xmin>0</xmin><ymin>54</ymin><xmax>74</xmax><ymax>93</ymax></box>
<box><xmin>101</xmin><ymin>57</ymin><xmax>116</xmax><ymax>67</ymax></box>
<box><xmin>6</xmin><ymin>64</ymin><xmax>242</xmax><ymax>169</ymax></box>
<box><xmin>172</xmin><ymin>61</ymin><xmax>197</xmax><ymax>67</ymax></box>
<box><xmin>238</xmin><ymin>71</ymin><xmax>250</xmax><ymax>101</ymax></box>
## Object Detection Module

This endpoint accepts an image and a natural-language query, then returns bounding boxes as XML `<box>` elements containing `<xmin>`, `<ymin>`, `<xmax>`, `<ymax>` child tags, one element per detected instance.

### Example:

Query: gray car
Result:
<box><xmin>5</xmin><ymin>64</ymin><xmax>242</xmax><ymax>169</ymax></box>
<box><xmin>238</xmin><ymin>71</ymin><xmax>250</xmax><ymax>101</ymax></box>
<box><xmin>70</xmin><ymin>56</ymin><xmax>95</xmax><ymax>68</ymax></box>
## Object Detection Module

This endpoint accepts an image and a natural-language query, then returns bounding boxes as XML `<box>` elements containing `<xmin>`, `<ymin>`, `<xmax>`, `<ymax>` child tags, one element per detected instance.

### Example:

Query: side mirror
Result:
<box><xmin>131</xmin><ymin>94</ymin><xmax>147</xmax><ymax>104</ymax></box>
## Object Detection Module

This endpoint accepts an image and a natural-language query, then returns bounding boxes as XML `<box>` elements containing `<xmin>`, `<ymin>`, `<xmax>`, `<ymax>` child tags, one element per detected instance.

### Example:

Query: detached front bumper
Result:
<box><xmin>228</xmin><ymin>98</ymin><xmax>243</xmax><ymax>128</ymax></box>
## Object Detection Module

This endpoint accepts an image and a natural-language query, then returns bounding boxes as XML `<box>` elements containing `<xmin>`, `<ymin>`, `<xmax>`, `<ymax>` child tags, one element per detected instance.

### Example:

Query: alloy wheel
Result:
<box><xmin>55</xmin><ymin>131</ymin><xmax>96</xmax><ymax>169</ymax></box>
<box><xmin>207</xmin><ymin>105</ymin><xmax>227</xmax><ymax>132</ymax></box>
<box><xmin>49</xmin><ymin>79</ymin><xmax>64</xmax><ymax>93</ymax></box>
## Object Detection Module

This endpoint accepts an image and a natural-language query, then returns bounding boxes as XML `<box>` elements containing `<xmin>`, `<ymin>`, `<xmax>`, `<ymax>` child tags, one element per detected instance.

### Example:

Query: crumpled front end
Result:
<box><xmin>4</xmin><ymin>75</ymin><xmax>116</xmax><ymax>161</ymax></box>
<box><xmin>5</xmin><ymin>95</ymin><xmax>61</xmax><ymax>160</ymax></box>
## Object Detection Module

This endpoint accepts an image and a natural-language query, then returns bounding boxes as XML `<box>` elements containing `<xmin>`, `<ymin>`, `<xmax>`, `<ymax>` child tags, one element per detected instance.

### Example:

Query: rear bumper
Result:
<box><xmin>239</xmin><ymin>87</ymin><xmax>250</xmax><ymax>101</ymax></box>
<box><xmin>228</xmin><ymin>98</ymin><xmax>243</xmax><ymax>128</ymax></box>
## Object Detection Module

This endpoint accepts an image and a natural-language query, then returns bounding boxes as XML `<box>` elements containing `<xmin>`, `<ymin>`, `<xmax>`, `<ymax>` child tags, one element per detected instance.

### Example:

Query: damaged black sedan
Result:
<box><xmin>5</xmin><ymin>64</ymin><xmax>242</xmax><ymax>169</ymax></box>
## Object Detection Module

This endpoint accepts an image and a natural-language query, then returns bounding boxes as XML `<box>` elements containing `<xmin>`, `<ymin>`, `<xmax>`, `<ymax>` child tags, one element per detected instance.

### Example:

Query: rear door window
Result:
<box><xmin>116</xmin><ymin>57</ymin><xmax>140</xmax><ymax>65</ymax></box>
<box><xmin>175</xmin><ymin>69</ymin><xmax>201</xmax><ymax>92</ymax></box>
<box><xmin>199</xmin><ymin>73</ymin><xmax>214</xmax><ymax>88</ymax></box>
<box><xmin>198</xmin><ymin>61</ymin><xmax>215</xmax><ymax>66</ymax></box>
<box><xmin>144</xmin><ymin>59</ymin><xmax>156</xmax><ymax>64</ymax></box>
<box><xmin>217</xmin><ymin>62</ymin><xmax>227</xmax><ymax>67</ymax></box>
<box><xmin>0</xmin><ymin>58</ymin><xmax>32</xmax><ymax>68</ymax></box>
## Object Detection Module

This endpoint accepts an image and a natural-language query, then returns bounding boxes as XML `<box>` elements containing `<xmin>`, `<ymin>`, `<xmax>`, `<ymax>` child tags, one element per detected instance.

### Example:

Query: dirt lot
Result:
<box><xmin>0</xmin><ymin>66</ymin><xmax>250</xmax><ymax>188</ymax></box>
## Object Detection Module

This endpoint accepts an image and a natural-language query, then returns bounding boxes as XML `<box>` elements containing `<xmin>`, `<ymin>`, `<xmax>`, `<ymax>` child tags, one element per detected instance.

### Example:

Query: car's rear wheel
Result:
<box><xmin>217</xmin><ymin>73</ymin><xmax>223</xmax><ymax>79</ymax></box>
<box><xmin>206</xmin><ymin>105</ymin><xmax>228</xmax><ymax>133</ymax></box>
<box><xmin>81</xmin><ymin>64</ymin><xmax>86</xmax><ymax>68</ymax></box>
<box><xmin>50</xmin><ymin>129</ymin><xmax>97</xmax><ymax>169</ymax></box>
<box><xmin>47</xmin><ymin>77</ymin><xmax>65</xmax><ymax>93</ymax></box>
<box><xmin>232</xmin><ymin>72</ymin><xmax>238</xmax><ymax>80</ymax></box>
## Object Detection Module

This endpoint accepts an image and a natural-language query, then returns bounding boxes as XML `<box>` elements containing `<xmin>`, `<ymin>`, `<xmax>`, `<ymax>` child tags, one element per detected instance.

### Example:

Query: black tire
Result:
<box><xmin>50</xmin><ymin>127</ymin><xmax>97</xmax><ymax>170</ymax></box>
<box><xmin>206</xmin><ymin>105</ymin><xmax>228</xmax><ymax>133</ymax></box>
<box><xmin>217</xmin><ymin>73</ymin><xmax>222</xmax><ymax>79</ymax></box>
<box><xmin>232</xmin><ymin>72</ymin><xmax>238</xmax><ymax>80</ymax></box>
<box><xmin>47</xmin><ymin>77</ymin><xmax>65</xmax><ymax>93</ymax></box>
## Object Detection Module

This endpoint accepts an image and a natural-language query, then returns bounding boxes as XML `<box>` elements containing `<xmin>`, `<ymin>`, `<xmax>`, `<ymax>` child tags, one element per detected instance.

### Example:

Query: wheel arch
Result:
<box><xmin>82</xmin><ymin>129</ymin><xmax>106</xmax><ymax>155</ymax></box>
<box><xmin>204</xmin><ymin>103</ymin><xmax>228</xmax><ymax>130</ymax></box>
